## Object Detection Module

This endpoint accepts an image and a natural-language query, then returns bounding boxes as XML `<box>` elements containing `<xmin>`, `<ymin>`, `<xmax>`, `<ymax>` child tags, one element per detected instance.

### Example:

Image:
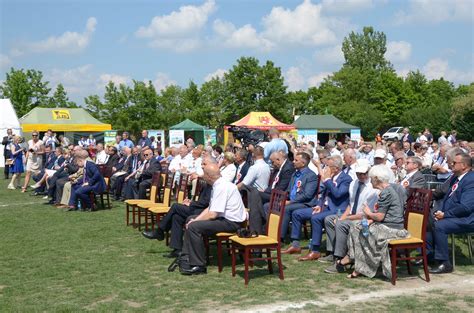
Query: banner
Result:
<box><xmin>169</xmin><ymin>130</ymin><xmax>184</xmax><ymax>147</ymax></box>
<box><xmin>297</xmin><ymin>129</ymin><xmax>318</xmax><ymax>144</ymax></box>
<box><xmin>148</xmin><ymin>129</ymin><xmax>165</xmax><ymax>152</ymax></box>
<box><xmin>204</xmin><ymin>129</ymin><xmax>217</xmax><ymax>146</ymax></box>
<box><xmin>103</xmin><ymin>131</ymin><xmax>117</xmax><ymax>147</ymax></box>
<box><xmin>350</xmin><ymin>129</ymin><xmax>361</xmax><ymax>144</ymax></box>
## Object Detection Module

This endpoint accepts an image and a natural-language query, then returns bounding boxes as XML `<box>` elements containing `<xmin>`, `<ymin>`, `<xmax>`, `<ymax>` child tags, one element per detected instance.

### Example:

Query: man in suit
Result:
<box><xmin>232</xmin><ymin>148</ymin><xmax>249</xmax><ymax>184</ymax></box>
<box><xmin>109</xmin><ymin>147</ymin><xmax>132</xmax><ymax>200</ymax></box>
<box><xmin>284</xmin><ymin>155</ymin><xmax>352</xmax><ymax>261</ymax></box>
<box><xmin>2</xmin><ymin>128</ymin><xmax>14</xmax><ymax>179</ymax></box>
<box><xmin>68</xmin><ymin>150</ymin><xmax>106</xmax><ymax>211</ymax></box>
<box><xmin>427</xmin><ymin>152</ymin><xmax>474</xmax><ymax>274</ymax></box>
<box><xmin>402</xmin><ymin>128</ymin><xmax>414</xmax><ymax>144</ymax></box>
<box><xmin>403</xmin><ymin>141</ymin><xmax>415</xmax><ymax>157</ymax></box>
<box><xmin>137</xmin><ymin>148</ymin><xmax>162</xmax><ymax>199</ymax></box>
<box><xmin>142</xmin><ymin>156</ymin><xmax>215</xmax><ymax>257</ymax></box>
<box><xmin>400</xmin><ymin>156</ymin><xmax>426</xmax><ymax>192</ymax></box>
<box><xmin>273</xmin><ymin>151</ymin><xmax>319</xmax><ymax>241</ymax></box>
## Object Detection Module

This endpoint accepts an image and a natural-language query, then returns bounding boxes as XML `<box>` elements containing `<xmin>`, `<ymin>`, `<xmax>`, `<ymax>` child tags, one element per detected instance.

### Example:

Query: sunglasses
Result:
<box><xmin>32</xmin><ymin>134</ymin><xmax>38</xmax><ymax>137</ymax></box>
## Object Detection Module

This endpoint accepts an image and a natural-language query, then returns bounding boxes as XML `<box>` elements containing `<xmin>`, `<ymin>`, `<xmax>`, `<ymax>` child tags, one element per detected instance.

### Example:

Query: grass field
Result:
<box><xmin>0</xmin><ymin>176</ymin><xmax>473</xmax><ymax>312</ymax></box>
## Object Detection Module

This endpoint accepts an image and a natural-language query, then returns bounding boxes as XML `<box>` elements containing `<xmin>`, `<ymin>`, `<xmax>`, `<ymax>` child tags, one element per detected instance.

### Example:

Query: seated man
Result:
<box><xmin>275</xmin><ymin>151</ymin><xmax>319</xmax><ymax>241</ymax></box>
<box><xmin>136</xmin><ymin>148</ymin><xmax>162</xmax><ymax>199</ymax></box>
<box><xmin>400</xmin><ymin>156</ymin><xmax>426</xmax><ymax>191</ymax></box>
<box><xmin>427</xmin><ymin>152</ymin><xmax>474</xmax><ymax>274</ymax></box>
<box><xmin>237</xmin><ymin>146</ymin><xmax>270</xmax><ymax>192</ymax></box>
<box><xmin>232</xmin><ymin>149</ymin><xmax>250</xmax><ymax>184</ymax></box>
<box><xmin>141</xmin><ymin>156</ymin><xmax>214</xmax><ymax>257</ymax></box>
<box><xmin>283</xmin><ymin>155</ymin><xmax>352</xmax><ymax>261</ymax></box>
<box><xmin>68</xmin><ymin>150</ymin><xmax>106</xmax><ymax>211</ymax></box>
<box><xmin>178</xmin><ymin>163</ymin><xmax>247</xmax><ymax>275</ymax></box>
<box><xmin>322</xmin><ymin>159</ymin><xmax>378</xmax><ymax>273</ymax></box>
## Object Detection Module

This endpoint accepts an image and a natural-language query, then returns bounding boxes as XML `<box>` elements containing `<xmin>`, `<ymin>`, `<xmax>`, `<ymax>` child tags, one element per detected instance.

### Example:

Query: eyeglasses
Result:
<box><xmin>395</xmin><ymin>158</ymin><xmax>403</xmax><ymax>162</ymax></box>
<box><xmin>449</xmin><ymin>161</ymin><xmax>462</xmax><ymax>166</ymax></box>
<box><xmin>32</xmin><ymin>134</ymin><xmax>38</xmax><ymax>137</ymax></box>
<box><xmin>406</xmin><ymin>161</ymin><xmax>415</xmax><ymax>164</ymax></box>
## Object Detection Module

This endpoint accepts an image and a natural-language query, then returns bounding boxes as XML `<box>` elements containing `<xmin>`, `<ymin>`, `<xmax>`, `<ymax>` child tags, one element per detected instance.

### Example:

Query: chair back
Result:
<box><xmin>161</xmin><ymin>172</ymin><xmax>175</xmax><ymax>206</ymax></box>
<box><xmin>161</xmin><ymin>162</ymin><xmax>169</xmax><ymax>174</ymax></box>
<box><xmin>405</xmin><ymin>188</ymin><xmax>432</xmax><ymax>241</ymax></box>
<box><xmin>176</xmin><ymin>173</ymin><xmax>189</xmax><ymax>202</ymax></box>
<box><xmin>148</xmin><ymin>172</ymin><xmax>162</xmax><ymax>202</ymax></box>
<box><xmin>315</xmin><ymin>174</ymin><xmax>321</xmax><ymax>197</ymax></box>
<box><xmin>265</xmin><ymin>189</ymin><xmax>288</xmax><ymax>241</ymax></box>
<box><xmin>193</xmin><ymin>178</ymin><xmax>206</xmax><ymax>201</ymax></box>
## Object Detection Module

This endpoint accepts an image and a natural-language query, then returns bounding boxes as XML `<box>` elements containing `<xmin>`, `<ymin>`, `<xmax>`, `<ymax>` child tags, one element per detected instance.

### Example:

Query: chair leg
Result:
<box><xmin>421</xmin><ymin>246</ymin><xmax>430</xmax><ymax>283</ymax></box>
<box><xmin>132</xmin><ymin>205</ymin><xmax>137</xmax><ymax>227</ymax></box>
<box><xmin>106</xmin><ymin>194</ymin><xmax>111</xmax><ymax>209</ymax></box>
<box><xmin>244</xmin><ymin>247</ymin><xmax>250</xmax><ymax>285</ymax></box>
<box><xmin>101</xmin><ymin>194</ymin><xmax>105</xmax><ymax>208</ymax></box>
<box><xmin>277</xmin><ymin>247</ymin><xmax>284</xmax><ymax>280</ymax></box>
<box><xmin>126</xmin><ymin>203</ymin><xmax>130</xmax><ymax>226</ymax></box>
<box><xmin>266</xmin><ymin>248</ymin><xmax>273</xmax><ymax>274</ymax></box>
<box><xmin>467</xmin><ymin>234</ymin><xmax>473</xmax><ymax>265</ymax></box>
<box><xmin>231</xmin><ymin>244</ymin><xmax>236</xmax><ymax>277</ymax></box>
<box><xmin>451</xmin><ymin>234</ymin><xmax>455</xmax><ymax>270</ymax></box>
<box><xmin>217</xmin><ymin>238</ymin><xmax>223</xmax><ymax>273</ymax></box>
<box><xmin>390</xmin><ymin>247</ymin><xmax>398</xmax><ymax>285</ymax></box>
<box><xmin>405</xmin><ymin>249</ymin><xmax>413</xmax><ymax>275</ymax></box>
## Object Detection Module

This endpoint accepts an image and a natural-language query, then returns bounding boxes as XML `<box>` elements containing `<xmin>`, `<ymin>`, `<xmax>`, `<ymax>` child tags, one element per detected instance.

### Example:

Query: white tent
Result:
<box><xmin>0</xmin><ymin>99</ymin><xmax>22</xmax><ymax>167</ymax></box>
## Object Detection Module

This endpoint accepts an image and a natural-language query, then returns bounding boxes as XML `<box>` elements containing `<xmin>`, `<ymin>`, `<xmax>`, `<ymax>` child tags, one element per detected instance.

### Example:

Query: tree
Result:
<box><xmin>450</xmin><ymin>84</ymin><xmax>474</xmax><ymax>140</ymax></box>
<box><xmin>0</xmin><ymin>68</ymin><xmax>51</xmax><ymax>117</ymax></box>
<box><xmin>50</xmin><ymin>84</ymin><xmax>77</xmax><ymax>108</ymax></box>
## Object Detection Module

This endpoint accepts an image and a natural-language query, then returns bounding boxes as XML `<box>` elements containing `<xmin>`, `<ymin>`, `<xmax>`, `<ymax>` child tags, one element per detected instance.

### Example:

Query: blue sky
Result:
<box><xmin>1</xmin><ymin>0</ymin><xmax>472</xmax><ymax>105</ymax></box>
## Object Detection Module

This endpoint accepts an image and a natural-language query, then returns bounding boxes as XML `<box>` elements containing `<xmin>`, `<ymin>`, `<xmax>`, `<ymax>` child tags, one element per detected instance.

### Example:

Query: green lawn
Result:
<box><xmin>0</xmin><ymin>176</ymin><xmax>472</xmax><ymax>312</ymax></box>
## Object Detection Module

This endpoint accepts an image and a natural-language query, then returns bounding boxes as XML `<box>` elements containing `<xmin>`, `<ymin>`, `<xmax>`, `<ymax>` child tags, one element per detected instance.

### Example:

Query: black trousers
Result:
<box><xmin>138</xmin><ymin>178</ymin><xmax>152</xmax><ymax>199</ymax></box>
<box><xmin>159</xmin><ymin>203</ymin><xmax>204</xmax><ymax>251</ymax></box>
<box><xmin>4</xmin><ymin>155</ymin><xmax>10</xmax><ymax>178</ymax></box>
<box><xmin>182</xmin><ymin>217</ymin><xmax>240</xmax><ymax>267</ymax></box>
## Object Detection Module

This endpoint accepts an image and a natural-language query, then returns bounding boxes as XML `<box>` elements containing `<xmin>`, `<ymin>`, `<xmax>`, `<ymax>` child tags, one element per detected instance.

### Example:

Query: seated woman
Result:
<box><xmin>346</xmin><ymin>164</ymin><xmax>409</xmax><ymax>280</ymax></box>
<box><xmin>220</xmin><ymin>152</ymin><xmax>237</xmax><ymax>182</ymax></box>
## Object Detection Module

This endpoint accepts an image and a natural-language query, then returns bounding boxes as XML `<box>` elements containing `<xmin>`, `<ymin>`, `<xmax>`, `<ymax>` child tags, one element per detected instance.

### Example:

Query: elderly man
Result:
<box><xmin>358</xmin><ymin>143</ymin><xmax>374</xmax><ymax>165</ymax></box>
<box><xmin>136</xmin><ymin>148</ymin><xmax>162</xmax><ymax>199</ymax></box>
<box><xmin>178</xmin><ymin>163</ymin><xmax>247</xmax><ymax>275</ymax></box>
<box><xmin>264</xmin><ymin>128</ymin><xmax>288</xmax><ymax>162</ymax></box>
<box><xmin>403</xmin><ymin>141</ymin><xmax>415</xmax><ymax>157</ymax></box>
<box><xmin>138</xmin><ymin>130</ymin><xmax>151</xmax><ymax>149</ymax></box>
<box><xmin>95</xmin><ymin>143</ymin><xmax>108</xmax><ymax>165</ymax></box>
<box><xmin>169</xmin><ymin>144</ymin><xmax>192</xmax><ymax>185</ymax></box>
<box><xmin>342</xmin><ymin>148</ymin><xmax>357</xmax><ymax>181</ymax></box>
<box><xmin>232</xmin><ymin>149</ymin><xmax>250</xmax><ymax>184</ymax></box>
<box><xmin>322</xmin><ymin>159</ymin><xmax>378</xmax><ymax>273</ymax></box>
<box><xmin>237</xmin><ymin>146</ymin><xmax>270</xmax><ymax>192</ymax></box>
<box><xmin>400</xmin><ymin>156</ymin><xmax>426</xmax><ymax>190</ymax></box>
<box><xmin>283</xmin><ymin>156</ymin><xmax>352</xmax><ymax>261</ymax></box>
<box><xmin>428</xmin><ymin>152</ymin><xmax>474</xmax><ymax>274</ymax></box>
<box><xmin>432</xmin><ymin>144</ymin><xmax>451</xmax><ymax>182</ymax></box>
<box><xmin>402</xmin><ymin>128</ymin><xmax>414</xmax><ymax>144</ymax></box>
<box><xmin>373</xmin><ymin>149</ymin><xmax>396</xmax><ymax>183</ymax></box>
<box><xmin>391</xmin><ymin>151</ymin><xmax>407</xmax><ymax>183</ymax></box>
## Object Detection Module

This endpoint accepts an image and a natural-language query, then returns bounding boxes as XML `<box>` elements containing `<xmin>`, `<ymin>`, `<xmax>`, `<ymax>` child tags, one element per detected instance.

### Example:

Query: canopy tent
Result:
<box><xmin>0</xmin><ymin>99</ymin><xmax>22</xmax><ymax>167</ymax></box>
<box><xmin>169</xmin><ymin>119</ymin><xmax>207</xmax><ymax>145</ymax></box>
<box><xmin>293</xmin><ymin>114</ymin><xmax>359</xmax><ymax>133</ymax></box>
<box><xmin>19</xmin><ymin>107</ymin><xmax>112</xmax><ymax>132</ymax></box>
<box><xmin>229</xmin><ymin>111</ymin><xmax>294</xmax><ymax>130</ymax></box>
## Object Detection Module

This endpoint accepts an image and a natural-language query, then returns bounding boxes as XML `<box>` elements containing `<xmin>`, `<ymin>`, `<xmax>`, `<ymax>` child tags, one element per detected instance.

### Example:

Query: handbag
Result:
<box><xmin>5</xmin><ymin>159</ymin><xmax>14</xmax><ymax>166</ymax></box>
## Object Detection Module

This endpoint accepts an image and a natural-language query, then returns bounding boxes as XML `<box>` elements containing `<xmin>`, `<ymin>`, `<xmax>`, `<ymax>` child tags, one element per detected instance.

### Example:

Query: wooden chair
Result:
<box><xmin>388</xmin><ymin>188</ymin><xmax>432</xmax><ymax>285</ymax></box>
<box><xmin>97</xmin><ymin>165</ymin><xmax>113</xmax><ymax>210</ymax></box>
<box><xmin>124</xmin><ymin>172</ymin><xmax>162</xmax><ymax>227</ymax></box>
<box><xmin>230</xmin><ymin>189</ymin><xmax>288</xmax><ymax>285</ymax></box>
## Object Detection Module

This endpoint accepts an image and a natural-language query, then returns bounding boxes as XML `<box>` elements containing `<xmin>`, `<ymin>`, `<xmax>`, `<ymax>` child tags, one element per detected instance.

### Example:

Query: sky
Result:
<box><xmin>0</xmin><ymin>0</ymin><xmax>473</xmax><ymax>105</ymax></box>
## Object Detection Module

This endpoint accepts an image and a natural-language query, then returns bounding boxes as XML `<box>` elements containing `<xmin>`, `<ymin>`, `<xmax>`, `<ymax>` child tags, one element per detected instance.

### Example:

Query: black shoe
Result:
<box><xmin>429</xmin><ymin>262</ymin><xmax>453</xmax><ymax>274</ymax></box>
<box><xmin>163</xmin><ymin>249</ymin><xmax>181</xmax><ymax>258</ymax></box>
<box><xmin>180</xmin><ymin>265</ymin><xmax>207</xmax><ymax>275</ymax></box>
<box><xmin>43</xmin><ymin>200</ymin><xmax>54</xmax><ymax>205</ymax></box>
<box><xmin>67</xmin><ymin>207</ymin><xmax>78</xmax><ymax>211</ymax></box>
<box><xmin>142</xmin><ymin>228</ymin><xmax>165</xmax><ymax>241</ymax></box>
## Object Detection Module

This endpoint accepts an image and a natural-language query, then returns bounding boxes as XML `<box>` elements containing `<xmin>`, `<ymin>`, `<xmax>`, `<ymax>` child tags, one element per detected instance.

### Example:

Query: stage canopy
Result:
<box><xmin>229</xmin><ymin>112</ymin><xmax>294</xmax><ymax>130</ymax></box>
<box><xmin>169</xmin><ymin>119</ymin><xmax>207</xmax><ymax>131</ymax></box>
<box><xmin>293</xmin><ymin>114</ymin><xmax>359</xmax><ymax>133</ymax></box>
<box><xmin>19</xmin><ymin>107</ymin><xmax>112</xmax><ymax>132</ymax></box>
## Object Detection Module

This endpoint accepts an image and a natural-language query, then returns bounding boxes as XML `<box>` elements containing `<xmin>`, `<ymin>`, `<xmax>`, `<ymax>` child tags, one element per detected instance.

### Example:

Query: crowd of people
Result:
<box><xmin>2</xmin><ymin>126</ymin><xmax>473</xmax><ymax>279</ymax></box>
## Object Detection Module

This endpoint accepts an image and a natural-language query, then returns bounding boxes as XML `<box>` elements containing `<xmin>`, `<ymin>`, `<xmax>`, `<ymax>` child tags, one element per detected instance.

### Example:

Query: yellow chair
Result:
<box><xmin>388</xmin><ymin>188</ymin><xmax>432</xmax><ymax>285</ymax></box>
<box><xmin>125</xmin><ymin>172</ymin><xmax>162</xmax><ymax>227</ymax></box>
<box><xmin>230</xmin><ymin>189</ymin><xmax>288</xmax><ymax>285</ymax></box>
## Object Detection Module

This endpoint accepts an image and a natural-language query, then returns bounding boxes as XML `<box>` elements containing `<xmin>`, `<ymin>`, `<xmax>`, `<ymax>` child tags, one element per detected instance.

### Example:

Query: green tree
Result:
<box><xmin>50</xmin><ymin>83</ymin><xmax>77</xmax><ymax>108</ymax></box>
<box><xmin>0</xmin><ymin>68</ymin><xmax>51</xmax><ymax>117</ymax></box>
<box><xmin>450</xmin><ymin>84</ymin><xmax>474</xmax><ymax>140</ymax></box>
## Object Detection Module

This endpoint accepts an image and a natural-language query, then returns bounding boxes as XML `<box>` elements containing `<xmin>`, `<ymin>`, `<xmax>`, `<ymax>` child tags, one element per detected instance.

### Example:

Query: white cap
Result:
<box><xmin>419</xmin><ymin>135</ymin><xmax>428</xmax><ymax>142</ymax></box>
<box><xmin>374</xmin><ymin>149</ymin><xmax>387</xmax><ymax>159</ymax></box>
<box><xmin>355</xmin><ymin>159</ymin><xmax>370</xmax><ymax>173</ymax></box>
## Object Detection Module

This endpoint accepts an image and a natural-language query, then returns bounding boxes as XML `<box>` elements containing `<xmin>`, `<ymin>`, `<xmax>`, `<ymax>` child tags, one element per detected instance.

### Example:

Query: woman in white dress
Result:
<box><xmin>22</xmin><ymin>131</ymin><xmax>45</xmax><ymax>192</ymax></box>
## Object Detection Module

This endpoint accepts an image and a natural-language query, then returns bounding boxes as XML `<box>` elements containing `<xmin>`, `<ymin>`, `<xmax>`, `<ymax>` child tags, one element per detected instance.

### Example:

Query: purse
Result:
<box><xmin>5</xmin><ymin>159</ymin><xmax>14</xmax><ymax>166</ymax></box>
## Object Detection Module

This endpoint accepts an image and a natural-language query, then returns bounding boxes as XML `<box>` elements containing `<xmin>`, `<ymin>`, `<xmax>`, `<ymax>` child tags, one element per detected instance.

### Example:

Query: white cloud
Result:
<box><xmin>394</xmin><ymin>0</ymin><xmax>472</xmax><ymax>25</ymax></box>
<box><xmin>99</xmin><ymin>73</ymin><xmax>131</xmax><ymax>86</ymax></box>
<box><xmin>0</xmin><ymin>54</ymin><xmax>12</xmax><ymax>69</ymax></box>
<box><xmin>46</xmin><ymin>64</ymin><xmax>96</xmax><ymax>94</ymax></box>
<box><xmin>148</xmin><ymin>73</ymin><xmax>176</xmax><ymax>91</ymax></box>
<box><xmin>204</xmin><ymin>68</ymin><xmax>227</xmax><ymax>82</ymax></box>
<box><xmin>17</xmin><ymin>17</ymin><xmax>97</xmax><ymax>55</ymax></box>
<box><xmin>213</xmin><ymin>20</ymin><xmax>274</xmax><ymax>51</ymax></box>
<box><xmin>386</xmin><ymin>41</ymin><xmax>412</xmax><ymax>63</ymax></box>
<box><xmin>308</xmin><ymin>72</ymin><xmax>332</xmax><ymax>87</ymax></box>
<box><xmin>135</xmin><ymin>0</ymin><xmax>215</xmax><ymax>52</ymax></box>
<box><xmin>314</xmin><ymin>44</ymin><xmax>344</xmax><ymax>64</ymax></box>
<box><xmin>321</xmin><ymin>0</ymin><xmax>376</xmax><ymax>13</ymax></box>
<box><xmin>284</xmin><ymin>67</ymin><xmax>306</xmax><ymax>91</ymax></box>
<box><xmin>422</xmin><ymin>57</ymin><xmax>473</xmax><ymax>83</ymax></box>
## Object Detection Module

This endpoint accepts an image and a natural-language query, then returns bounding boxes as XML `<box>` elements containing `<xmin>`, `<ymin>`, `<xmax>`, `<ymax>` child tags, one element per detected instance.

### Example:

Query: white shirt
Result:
<box><xmin>185</xmin><ymin>156</ymin><xmax>203</xmax><ymax>176</ymax></box>
<box><xmin>220</xmin><ymin>163</ymin><xmax>237</xmax><ymax>182</ymax></box>
<box><xmin>95</xmin><ymin>150</ymin><xmax>109</xmax><ymax>165</ymax></box>
<box><xmin>242</xmin><ymin>158</ymin><xmax>271</xmax><ymax>191</ymax></box>
<box><xmin>344</xmin><ymin>163</ymin><xmax>357</xmax><ymax>181</ymax></box>
<box><xmin>349</xmin><ymin>179</ymin><xmax>378</xmax><ymax>214</ymax></box>
<box><xmin>330</xmin><ymin>148</ymin><xmax>341</xmax><ymax>156</ymax></box>
<box><xmin>209</xmin><ymin>177</ymin><xmax>246</xmax><ymax>222</ymax></box>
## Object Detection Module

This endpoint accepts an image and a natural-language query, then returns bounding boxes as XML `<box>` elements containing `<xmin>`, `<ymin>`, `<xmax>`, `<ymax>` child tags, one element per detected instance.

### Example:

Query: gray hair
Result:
<box><xmin>328</xmin><ymin>155</ymin><xmax>343</xmax><ymax>170</ymax></box>
<box><xmin>369</xmin><ymin>164</ymin><xmax>392</xmax><ymax>184</ymax></box>
<box><xmin>343</xmin><ymin>148</ymin><xmax>357</xmax><ymax>159</ymax></box>
<box><xmin>407</xmin><ymin>156</ymin><xmax>422</xmax><ymax>168</ymax></box>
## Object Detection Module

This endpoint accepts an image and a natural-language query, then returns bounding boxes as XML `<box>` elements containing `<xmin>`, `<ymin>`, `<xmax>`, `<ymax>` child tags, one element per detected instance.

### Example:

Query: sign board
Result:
<box><xmin>350</xmin><ymin>129</ymin><xmax>361</xmax><ymax>144</ymax></box>
<box><xmin>148</xmin><ymin>129</ymin><xmax>165</xmax><ymax>152</ymax></box>
<box><xmin>169</xmin><ymin>130</ymin><xmax>184</xmax><ymax>148</ymax></box>
<box><xmin>52</xmin><ymin>109</ymin><xmax>71</xmax><ymax>120</ymax></box>
<box><xmin>104</xmin><ymin>131</ymin><xmax>117</xmax><ymax>147</ymax></box>
<box><xmin>204</xmin><ymin>129</ymin><xmax>217</xmax><ymax>146</ymax></box>
<box><xmin>297</xmin><ymin>129</ymin><xmax>318</xmax><ymax>144</ymax></box>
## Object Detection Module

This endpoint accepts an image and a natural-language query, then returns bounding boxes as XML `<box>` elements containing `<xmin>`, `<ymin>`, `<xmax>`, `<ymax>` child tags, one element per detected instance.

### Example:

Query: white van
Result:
<box><xmin>382</xmin><ymin>127</ymin><xmax>404</xmax><ymax>141</ymax></box>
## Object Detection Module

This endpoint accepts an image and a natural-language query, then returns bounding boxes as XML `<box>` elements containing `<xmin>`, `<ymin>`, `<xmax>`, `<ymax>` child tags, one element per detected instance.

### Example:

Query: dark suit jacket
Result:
<box><xmin>84</xmin><ymin>161</ymin><xmax>106</xmax><ymax>193</ymax></box>
<box><xmin>310</xmin><ymin>171</ymin><xmax>352</xmax><ymax>213</ymax></box>
<box><xmin>442</xmin><ymin>171</ymin><xmax>474</xmax><ymax>222</ymax></box>
<box><xmin>140</xmin><ymin>158</ymin><xmax>162</xmax><ymax>181</ymax></box>
<box><xmin>234</xmin><ymin>161</ymin><xmax>250</xmax><ymax>184</ymax></box>
<box><xmin>408</xmin><ymin>170</ymin><xmax>426</xmax><ymax>189</ymax></box>
<box><xmin>433</xmin><ymin>175</ymin><xmax>454</xmax><ymax>200</ymax></box>
<box><xmin>286</xmin><ymin>167</ymin><xmax>319</xmax><ymax>205</ymax></box>
<box><xmin>264</xmin><ymin>159</ymin><xmax>295</xmax><ymax>193</ymax></box>
<box><xmin>115</xmin><ymin>155</ymin><xmax>130</xmax><ymax>172</ymax></box>
<box><xmin>405</xmin><ymin>149</ymin><xmax>415</xmax><ymax>156</ymax></box>
<box><xmin>403</xmin><ymin>134</ymin><xmax>414</xmax><ymax>144</ymax></box>
<box><xmin>44</xmin><ymin>153</ymin><xmax>57</xmax><ymax>170</ymax></box>
<box><xmin>106</xmin><ymin>154</ymin><xmax>120</xmax><ymax>168</ymax></box>
<box><xmin>190</xmin><ymin>183</ymin><xmax>212</xmax><ymax>210</ymax></box>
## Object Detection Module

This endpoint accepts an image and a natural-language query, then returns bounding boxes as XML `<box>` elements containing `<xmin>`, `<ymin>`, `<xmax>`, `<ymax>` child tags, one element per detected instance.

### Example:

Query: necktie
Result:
<box><xmin>351</xmin><ymin>182</ymin><xmax>363</xmax><ymax>215</ymax></box>
<box><xmin>83</xmin><ymin>165</ymin><xmax>87</xmax><ymax>183</ymax></box>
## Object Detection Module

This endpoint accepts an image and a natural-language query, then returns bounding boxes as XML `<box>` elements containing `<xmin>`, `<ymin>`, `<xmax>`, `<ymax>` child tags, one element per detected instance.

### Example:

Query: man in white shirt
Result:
<box><xmin>342</xmin><ymin>148</ymin><xmax>357</xmax><ymax>181</ymax></box>
<box><xmin>322</xmin><ymin>159</ymin><xmax>378</xmax><ymax>273</ymax></box>
<box><xmin>169</xmin><ymin>145</ymin><xmax>192</xmax><ymax>185</ymax></box>
<box><xmin>95</xmin><ymin>143</ymin><xmax>109</xmax><ymax>165</ymax></box>
<box><xmin>179</xmin><ymin>163</ymin><xmax>246</xmax><ymax>275</ymax></box>
<box><xmin>237</xmin><ymin>146</ymin><xmax>270</xmax><ymax>192</ymax></box>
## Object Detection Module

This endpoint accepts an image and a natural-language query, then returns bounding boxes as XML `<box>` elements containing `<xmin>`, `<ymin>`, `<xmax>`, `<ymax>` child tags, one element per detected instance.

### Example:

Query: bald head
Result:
<box><xmin>203</xmin><ymin>163</ymin><xmax>221</xmax><ymax>184</ymax></box>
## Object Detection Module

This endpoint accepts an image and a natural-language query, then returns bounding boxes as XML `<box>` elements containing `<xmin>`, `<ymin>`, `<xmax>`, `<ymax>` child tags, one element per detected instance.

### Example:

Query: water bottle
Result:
<box><xmin>361</xmin><ymin>217</ymin><xmax>369</xmax><ymax>237</ymax></box>
<box><xmin>308</xmin><ymin>239</ymin><xmax>312</xmax><ymax>250</ymax></box>
<box><xmin>77</xmin><ymin>200</ymin><xmax>82</xmax><ymax>211</ymax></box>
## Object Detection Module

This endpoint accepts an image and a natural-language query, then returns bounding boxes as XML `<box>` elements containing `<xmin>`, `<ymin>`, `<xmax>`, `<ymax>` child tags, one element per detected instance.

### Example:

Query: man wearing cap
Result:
<box><xmin>400</xmin><ymin>156</ymin><xmax>426</xmax><ymax>191</ymax></box>
<box><xmin>321</xmin><ymin>159</ymin><xmax>378</xmax><ymax>273</ymax></box>
<box><xmin>373</xmin><ymin>149</ymin><xmax>396</xmax><ymax>183</ymax></box>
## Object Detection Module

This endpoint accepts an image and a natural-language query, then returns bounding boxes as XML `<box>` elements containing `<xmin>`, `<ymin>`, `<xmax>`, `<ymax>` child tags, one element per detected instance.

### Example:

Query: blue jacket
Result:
<box><xmin>83</xmin><ymin>161</ymin><xmax>106</xmax><ymax>193</ymax></box>
<box><xmin>286</xmin><ymin>167</ymin><xmax>319</xmax><ymax>205</ymax></box>
<box><xmin>442</xmin><ymin>171</ymin><xmax>474</xmax><ymax>222</ymax></box>
<box><xmin>44</xmin><ymin>153</ymin><xmax>57</xmax><ymax>170</ymax></box>
<box><xmin>310</xmin><ymin>171</ymin><xmax>352</xmax><ymax>213</ymax></box>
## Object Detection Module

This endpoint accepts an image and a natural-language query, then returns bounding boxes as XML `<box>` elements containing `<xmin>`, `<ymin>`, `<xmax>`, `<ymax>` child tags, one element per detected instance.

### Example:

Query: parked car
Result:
<box><xmin>382</xmin><ymin>127</ymin><xmax>404</xmax><ymax>141</ymax></box>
